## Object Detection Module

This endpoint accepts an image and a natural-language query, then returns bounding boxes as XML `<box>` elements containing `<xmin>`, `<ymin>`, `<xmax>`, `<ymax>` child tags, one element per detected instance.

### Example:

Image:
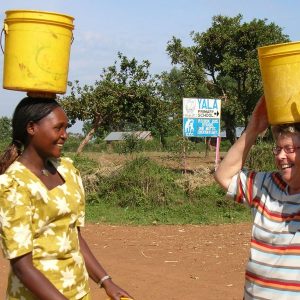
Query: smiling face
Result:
<box><xmin>29</xmin><ymin>107</ymin><xmax>69</xmax><ymax>159</ymax></box>
<box><xmin>274</xmin><ymin>134</ymin><xmax>300</xmax><ymax>194</ymax></box>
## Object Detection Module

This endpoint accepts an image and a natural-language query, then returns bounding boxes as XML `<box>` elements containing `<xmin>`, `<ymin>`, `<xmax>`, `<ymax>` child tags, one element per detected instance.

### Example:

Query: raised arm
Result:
<box><xmin>214</xmin><ymin>96</ymin><xmax>269</xmax><ymax>190</ymax></box>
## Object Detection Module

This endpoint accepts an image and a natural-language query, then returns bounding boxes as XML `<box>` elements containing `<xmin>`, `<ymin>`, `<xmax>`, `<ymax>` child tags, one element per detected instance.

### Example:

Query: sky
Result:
<box><xmin>0</xmin><ymin>0</ymin><xmax>300</xmax><ymax>133</ymax></box>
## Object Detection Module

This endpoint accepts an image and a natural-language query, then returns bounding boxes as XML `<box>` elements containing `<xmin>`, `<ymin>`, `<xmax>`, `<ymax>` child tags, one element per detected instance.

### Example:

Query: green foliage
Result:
<box><xmin>66</xmin><ymin>153</ymin><xmax>250</xmax><ymax>224</ymax></box>
<box><xmin>191</xmin><ymin>184</ymin><xmax>250</xmax><ymax>223</ymax></box>
<box><xmin>63</xmin><ymin>152</ymin><xmax>101</xmax><ymax>194</ymax></box>
<box><xmin>0</xmin><ymin>117</ymin><xmax>12</xmax><ymax>149</ymax></box>
<box><xmin>90</xmin><ymin>156</ymin><xmax>186</xmax><ymax>208</ymax></box>
<box><xmin>65</xmin><ymin>152</ymin><xmax>99</xmax><ymax>173</ymax></box>
<box><xmin>85</xmin><ymin>183</ymin><xmax>250</xmax><ymax>225</ymax></box>
<box><xmin>219</xmin><ymin>139</ymin><xmax>231</xmax><ymax>152</ymax></box>
<box><xmin>168</xmin><ymin>136</ymin><xmax>197</xmax><ymax>154</ymax></box>
<box><xmin>245</xmin><ymin>140</ymin><xmax>276</xmax><ymax>171</ymax></box>
<box><xmin>63</xmin><ymin>135</ymin><xmax>81</xmax><ymax>152</ymax></box>
<box><xmin>59</xmin><ymin>53</ymin><xmax>171</xmax><ymax>152</ymax></box>
<box><xmin>166</xmin><ymin>14</ymin><xmax>289</xmax><ymax>144</ymax></box>
<box><xmin>158</xmin><ymin>67</ymin><xmax>209</xmax><ymax>133</ymax></box>
<box><xmin>114</xmin><ymin>134</ymin><xmax>144</xmax><ymax>154</ymax></box>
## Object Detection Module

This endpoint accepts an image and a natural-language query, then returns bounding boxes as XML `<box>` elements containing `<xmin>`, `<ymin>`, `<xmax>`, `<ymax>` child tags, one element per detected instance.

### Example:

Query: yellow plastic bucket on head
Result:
<box><xmin>2</xmin><ymin>10</ymin><xmax>74</xmax><ymax>94</ymax></box>
<box><xmin>258</xmin><ymin>41</ymin><xmax>300</xmax><ymax>125</ymax></box>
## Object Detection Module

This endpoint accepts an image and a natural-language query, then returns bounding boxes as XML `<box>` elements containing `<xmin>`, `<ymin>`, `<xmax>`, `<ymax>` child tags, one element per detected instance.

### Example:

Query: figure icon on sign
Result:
<box><xmin>185</xmin><ymin>119</ymin><xmax>194</xmax><ymax>135</ymax></box>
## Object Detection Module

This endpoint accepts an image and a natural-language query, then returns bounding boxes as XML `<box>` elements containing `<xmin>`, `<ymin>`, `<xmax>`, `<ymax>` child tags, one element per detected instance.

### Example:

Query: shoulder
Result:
<box><xmin>59</xmin><ymin>156</ymin><xmax>75</xmax><ymax>168</ymax></box>
<box><xmin>1</xmin><ymin>161</ymin><xmax>28</xmax><ymax>187</ymax></box>
<box><xmin>52</xmin><ymin>156</ymin><xmax>81</xmax><ymax>176</ymax></box>
<box><xmin>0</xmin><ymin>173</ymin><xmax>13</xmax><ymax>189</ymax></box>
<box><xmin>0</xmin><ymin>167</ymin><xmax>26</xmax><ymax>199</ymax></box>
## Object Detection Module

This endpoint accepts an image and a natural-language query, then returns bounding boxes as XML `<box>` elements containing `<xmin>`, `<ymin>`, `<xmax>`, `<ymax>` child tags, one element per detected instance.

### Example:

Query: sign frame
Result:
<box><xmin>182</xmin><ymin>98</ymin><xmax>221</xmax><ymax>138</ymax></box>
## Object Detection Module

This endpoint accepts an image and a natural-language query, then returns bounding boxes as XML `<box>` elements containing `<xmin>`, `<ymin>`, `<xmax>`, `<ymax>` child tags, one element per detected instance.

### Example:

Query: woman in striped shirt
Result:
<box><xmin>215</xmin><ymin>96</ymin><xmax>300</xmax><ymax>299</ymax></box>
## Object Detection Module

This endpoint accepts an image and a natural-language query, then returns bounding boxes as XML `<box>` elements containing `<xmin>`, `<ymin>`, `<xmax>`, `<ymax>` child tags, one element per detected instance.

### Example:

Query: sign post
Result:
<box><xmin>183</xmin><ymin>98</ymin><xmax>221</xmax><ymax>168</ymax></box>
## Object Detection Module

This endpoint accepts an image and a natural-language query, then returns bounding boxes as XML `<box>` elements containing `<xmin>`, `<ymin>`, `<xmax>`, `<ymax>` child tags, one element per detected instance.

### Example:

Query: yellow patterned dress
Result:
<box><xmin>0</xmin><ymin>157</ymin><xmax>90</xmax><ymax>299</ymax></box>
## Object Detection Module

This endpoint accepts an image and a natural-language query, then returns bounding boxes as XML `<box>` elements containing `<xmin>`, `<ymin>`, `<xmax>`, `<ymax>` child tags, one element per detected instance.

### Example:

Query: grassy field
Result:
<box><xmin>67</xmin><ymin>150</ymin><xmax>252</xmax><ymax>225</ymax></box>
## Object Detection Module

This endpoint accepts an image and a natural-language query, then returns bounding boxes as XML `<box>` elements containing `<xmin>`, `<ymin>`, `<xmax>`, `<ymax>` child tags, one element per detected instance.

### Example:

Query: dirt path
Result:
<box><xmin>0</xmin><ymin>223</ymin><xmax>251</xmax><ymax>300</ymax></box>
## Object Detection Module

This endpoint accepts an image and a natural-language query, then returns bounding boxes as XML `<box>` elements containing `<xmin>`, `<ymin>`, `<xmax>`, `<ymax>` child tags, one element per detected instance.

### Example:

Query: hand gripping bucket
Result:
<box><xmin>258</xmin><ymin>41</ymin><xmax>300</xmax><ymax>125</ymax></box>
<box><xmin>1</xmin><ymin>10</ymin><xmax>74</xmax><ymax>94</ymax></box>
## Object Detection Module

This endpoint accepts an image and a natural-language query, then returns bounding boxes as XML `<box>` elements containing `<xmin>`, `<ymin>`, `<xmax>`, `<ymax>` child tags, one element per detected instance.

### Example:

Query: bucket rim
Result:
<box><xmin>258</xmin><ymin>41</ymin><xmax>300</xmax><ymax>56</ymax></box>
<box><xmin>5</xmin><ymin>9</ymin><xmax>74</xmax><ymax>21</ymax></box>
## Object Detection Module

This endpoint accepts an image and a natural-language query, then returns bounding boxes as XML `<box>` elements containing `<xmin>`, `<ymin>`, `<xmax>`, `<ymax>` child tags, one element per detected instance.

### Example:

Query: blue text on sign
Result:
<box><xmin>197</xmin><ymin>99</ymin><xmax>218</xmax><ymax>110</ymax></box>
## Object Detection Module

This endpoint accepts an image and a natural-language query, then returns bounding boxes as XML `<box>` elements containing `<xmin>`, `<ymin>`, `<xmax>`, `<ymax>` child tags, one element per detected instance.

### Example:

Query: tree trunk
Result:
<box><xmin>222</xmin><ymin>111</ymin><xmax>236</xmax><ymax>145</ymax></box>
<box><xmin>76</xmin><ymin>127</ymin><xmax>96</xmax><ymax>154</ymax></box>
<box><xmin>76</xmin><ymin>114</ymin><xmax>103</xmax><ymax>154</ymax></box>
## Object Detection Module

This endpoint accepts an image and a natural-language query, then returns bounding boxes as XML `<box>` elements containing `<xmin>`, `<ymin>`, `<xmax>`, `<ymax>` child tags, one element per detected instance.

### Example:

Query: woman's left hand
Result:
<box><xmin>103</xmin><ymin>279</ymin><xmax>133</xmax><ymax>300</ymax></box>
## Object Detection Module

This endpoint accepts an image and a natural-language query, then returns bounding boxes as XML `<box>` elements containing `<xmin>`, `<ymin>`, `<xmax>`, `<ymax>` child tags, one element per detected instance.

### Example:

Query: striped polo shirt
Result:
<box><xmin>228</xmin><ymin>170</ymin><xmax>300</xmax><ymax>300</ymax></box>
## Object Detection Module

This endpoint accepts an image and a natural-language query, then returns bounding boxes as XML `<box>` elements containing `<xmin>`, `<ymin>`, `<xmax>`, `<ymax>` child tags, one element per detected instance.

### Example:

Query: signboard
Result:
<box><xmin>183</xmin><ymin>98</ymin><xmax>221</xmax><ymax>137</ymax></box>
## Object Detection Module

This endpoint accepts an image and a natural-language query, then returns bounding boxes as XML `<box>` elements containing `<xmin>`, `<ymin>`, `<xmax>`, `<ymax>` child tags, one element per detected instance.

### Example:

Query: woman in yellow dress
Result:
<box><xmin>0</xmin><ymin>97</ymin><xmax>132</xmax><ymax>300</ymax></box>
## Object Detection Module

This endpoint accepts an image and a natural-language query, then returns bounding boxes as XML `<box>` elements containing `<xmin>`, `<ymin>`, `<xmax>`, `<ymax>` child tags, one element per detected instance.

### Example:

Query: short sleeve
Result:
<box><xmin>74</xmin><ymin>168</ymin><xmax>85</xmax><ymax>227</ymax></box>
<box><xmin>59</xmin><ymin>157</ymin><xmax>86</xmax><ymax>228</ymax></box>
<box><xmin>0</xmin><ymin>174</ymin><xmax>33</xmax><ymax>259</ymax></box>
<box><xmin>227</xmin><ymin>169</ymin><xmax>259</xmax><ymax>207</ymax></box>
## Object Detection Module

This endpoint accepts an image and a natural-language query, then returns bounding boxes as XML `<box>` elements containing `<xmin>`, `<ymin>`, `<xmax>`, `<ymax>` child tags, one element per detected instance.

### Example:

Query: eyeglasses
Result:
<box><xmin>272</xmin><ymin>146</ymin><xmax>300</xmax><ymax>155</ymax></box>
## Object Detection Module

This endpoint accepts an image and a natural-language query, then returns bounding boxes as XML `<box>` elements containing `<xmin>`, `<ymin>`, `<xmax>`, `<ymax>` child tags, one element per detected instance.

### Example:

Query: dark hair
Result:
<box><xmin>0</xmin><ymin>97</ymin><xmax>61</xmax><ymax>174</ymax></box>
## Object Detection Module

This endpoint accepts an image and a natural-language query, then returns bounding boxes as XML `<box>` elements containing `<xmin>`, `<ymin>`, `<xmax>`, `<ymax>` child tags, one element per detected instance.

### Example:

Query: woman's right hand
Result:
<box><xmin>103</xmin><ymin>279</ymin><xmax>133</xmax><ymax>300</ymax></box>
<box><xmin>247</xmin><ymin>95</ymin><xmax>269</xmax><ymax>134</ymax></box>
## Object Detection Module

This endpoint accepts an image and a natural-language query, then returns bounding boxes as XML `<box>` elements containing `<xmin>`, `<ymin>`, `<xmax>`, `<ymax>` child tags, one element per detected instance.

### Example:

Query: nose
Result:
<box><xmin>61</xmin><ymin>129</ymin><xmax>68</xmax><ymax>140</ymax></box>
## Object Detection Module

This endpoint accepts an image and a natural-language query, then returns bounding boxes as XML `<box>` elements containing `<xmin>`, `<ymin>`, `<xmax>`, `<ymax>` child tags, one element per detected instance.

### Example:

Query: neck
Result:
<box><xmin>18</xmin><ymin>150</ymin><xmax>50</xmax><ymax>173</ymax></box>
<box><xmin>288</xmin><ymin>185</ymin><xmax>300</xmax><ymax>195</ymax></box>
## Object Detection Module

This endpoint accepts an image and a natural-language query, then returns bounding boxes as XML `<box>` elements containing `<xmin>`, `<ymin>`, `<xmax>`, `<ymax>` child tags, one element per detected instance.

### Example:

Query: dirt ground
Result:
<box><xmin>0</xmin><ymin>223</ymin><xmax>252</xmax><ymax>300</ymax></box>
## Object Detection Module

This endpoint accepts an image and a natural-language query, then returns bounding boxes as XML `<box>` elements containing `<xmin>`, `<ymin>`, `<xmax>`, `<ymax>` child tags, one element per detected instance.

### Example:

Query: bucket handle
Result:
<box><xmin>0</xmin><ymin>29</ymin><xmax>4</xmax><ymax>54</ymax></box>
<box><xmin>0</xmin><ymin>23</ymin><xmax>8</xmax><ymax>54</ymax></box>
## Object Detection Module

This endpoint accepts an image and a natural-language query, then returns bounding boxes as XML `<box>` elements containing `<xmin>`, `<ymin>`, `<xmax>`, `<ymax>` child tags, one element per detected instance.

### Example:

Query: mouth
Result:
<box><xmin>56</xmin><ymin>143</ymin><xmax>64</xmax><ymax>149</ymax></box>
<box><xmin>280</xmin><ymin>163</ymin><xmax>293</xmax><ymax>170</ymax></box>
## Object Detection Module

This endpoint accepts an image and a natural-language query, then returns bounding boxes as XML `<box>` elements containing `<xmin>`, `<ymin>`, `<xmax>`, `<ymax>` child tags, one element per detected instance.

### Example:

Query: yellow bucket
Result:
<box><xmin>258</xmin><ymin>41</ymin><xmax>300</xmax><ymax>125</ymax></box>
<box><xmin>2</xmin><ymin>10</ymin><xmax>74</xmax><ymax>94</ymax></box>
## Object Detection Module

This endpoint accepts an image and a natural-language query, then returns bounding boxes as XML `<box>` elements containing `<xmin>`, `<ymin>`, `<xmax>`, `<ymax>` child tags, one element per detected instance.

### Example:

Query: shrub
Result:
<box><xmin>91</xmin><ymin>156</ymin><xmax>187</xmax><ymax>208</ymax></box>
<box><xmin>64</xmin><ymin>152</ymin><xmax>100</xmax><ymax>193</ymax></box>
<box><xmin>245</xmin><ymin>141</ymin><xmax>275</xmax><ymax>171</ymax></box>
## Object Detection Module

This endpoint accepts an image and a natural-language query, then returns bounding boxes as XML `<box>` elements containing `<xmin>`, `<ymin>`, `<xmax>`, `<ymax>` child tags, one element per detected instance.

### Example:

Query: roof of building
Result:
<box><xmin>220</xmin><ymin>127</ymin><xmax>245</xmax><ymax>138</ymax></box>
<box><xmin>104</xmin><ymin>131</ymin><xmax>152</xmax><ymax>141</ymax></box>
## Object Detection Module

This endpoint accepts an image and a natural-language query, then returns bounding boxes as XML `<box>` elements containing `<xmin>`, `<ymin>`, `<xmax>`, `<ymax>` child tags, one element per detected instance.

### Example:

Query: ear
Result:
<box><xmin>26</xmin><ymin>121</ymin><xmax>36</xmax><ymax>136</ymax></box>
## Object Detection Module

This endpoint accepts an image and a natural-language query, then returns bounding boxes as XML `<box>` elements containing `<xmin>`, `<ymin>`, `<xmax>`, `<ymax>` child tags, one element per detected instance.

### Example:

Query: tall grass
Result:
<box><xmin>69</xmin><ymin>154</ymin><xmax>251</xmax><ymax>225</ymax></box>
<box><xmin>89</xmin><ymin>156</ymin><xmax>187</xmax><ymax>208</ymax></box>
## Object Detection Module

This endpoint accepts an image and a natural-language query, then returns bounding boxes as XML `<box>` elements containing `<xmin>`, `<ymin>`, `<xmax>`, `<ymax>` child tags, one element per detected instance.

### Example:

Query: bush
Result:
<box><xmin>245</xmin><ymin>141</ymin><xmax>275</xmax><ymax>171</ymax></box>
<box><xmin>63</xmin><ymin>152</ymin><xmax>100</xmax><ymax>193</ymax></box>
<box><xmin>190</xmin><ymin>184</ymin><xmax>250</xmax><ymax>223</ymax></box>
<box><xmin>65</xmin><ymin>151</ymin><xmax>251</xmax><ymax>224</ymax></box>
<box><xmin>114</xmin><ymin>134</ymin><xmax>144</xmax><ymax>154</ymax></box>
<box><xmin>90</xmin><ymin>156</ymin><xmax>187</xmax><ymax>208</ymax></box>
<box><xmin>63</xmin><ymin>135</ymin><xmax>81</xmax><ymax>152</ymax></box>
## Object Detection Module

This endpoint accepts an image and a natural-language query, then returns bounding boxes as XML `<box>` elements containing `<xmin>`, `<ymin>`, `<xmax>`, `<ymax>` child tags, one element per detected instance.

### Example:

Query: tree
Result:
<box><xmin>0</xmin><ymin>117</ymin><xmax>12</xmax><ymax>142</ymax></box>
<box><xmin>166</xmin><ymin>14</ymin><xmax>289</xmax><ymax>143</ymax></box>
<box><xmin>59</xmin><ymin>53</ymin><xmax>169</xmax><ymax>153</ymax></box>
<box><xmin>158</xmin><ymin>66</ymin><xmax>210</xmax><ymax>137</ymax></box>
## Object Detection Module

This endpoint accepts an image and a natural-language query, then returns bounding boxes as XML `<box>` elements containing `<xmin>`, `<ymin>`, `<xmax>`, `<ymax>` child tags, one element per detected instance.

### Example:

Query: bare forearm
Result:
<box><xmin>78</xmin><ymin>230</ymin><xmax>109</xmax><ymax>283</ymax></box>
<box><xmin>214</xmin><ymin>127</ymin><xmax>259</xmax><ymax>189</ymax></box>
<box><xmin>78</xmin><ymin>231</ymin><xmax>132</xmax><ymax>300</ymax></box>
<box><xmin>215</xmin><ymin>96</ymin><xmax>269</xmax><ymax>190</ymax></box>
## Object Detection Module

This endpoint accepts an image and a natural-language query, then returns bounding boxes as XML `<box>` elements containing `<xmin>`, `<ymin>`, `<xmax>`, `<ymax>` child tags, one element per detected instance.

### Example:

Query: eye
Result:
<box><xmin>284</xmin><ymin>147</ymin><xmax>295</xmax><ymax>153</ymax></box>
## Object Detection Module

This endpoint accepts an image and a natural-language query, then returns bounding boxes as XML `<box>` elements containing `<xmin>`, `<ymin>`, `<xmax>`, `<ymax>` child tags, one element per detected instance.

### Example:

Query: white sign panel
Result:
<box><xmin>183</xmin><ymin>98</ymin><xmax>221</xmax><ymax>137</ymax></box>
